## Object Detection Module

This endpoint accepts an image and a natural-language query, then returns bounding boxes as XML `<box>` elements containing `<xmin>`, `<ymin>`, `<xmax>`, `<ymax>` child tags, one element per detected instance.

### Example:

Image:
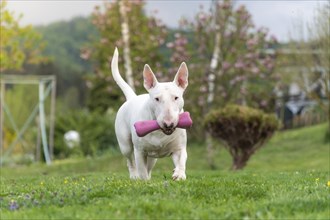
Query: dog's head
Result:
<box><xmin>143</xmin><ymin>63</ymin><xmax>189</xmax><ymax>135</ymax></box>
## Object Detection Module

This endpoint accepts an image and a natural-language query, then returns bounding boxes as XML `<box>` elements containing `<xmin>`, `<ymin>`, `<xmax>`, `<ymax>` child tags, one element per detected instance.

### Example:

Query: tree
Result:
<box><xmin>204</xmin><ymin>105</ymin><xmax>279</xmax><ymax>170</ymax></box>
<box><xmin>167</xmin><ymin>0</ymin><xmax>278</xmax><ymax>168</ymax></box>
<box><xmin>83</xmin><ymin>0</ymin><xmax>167</xmax><ymax>112</ymax></box>
<box><xmin>0</xmin><ymin>0</ymin><xmax>46</xmax><ymax>72</ymax></box>
<box><xmin>168</xmin><ymin>0</ymin><xmax>278</xmax><ymax>135</ymax></box>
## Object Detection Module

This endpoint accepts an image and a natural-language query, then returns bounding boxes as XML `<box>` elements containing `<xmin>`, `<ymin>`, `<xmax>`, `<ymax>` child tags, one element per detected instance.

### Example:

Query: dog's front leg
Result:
<box><xmin>134</xmin><ymin>148</ymin><xmax>149</xmax><ymax>180</ymax></box>
<box><xmin>171</xmin><ymin>148</ymin><xmax>187</xmax><ymax>180</ymax></box>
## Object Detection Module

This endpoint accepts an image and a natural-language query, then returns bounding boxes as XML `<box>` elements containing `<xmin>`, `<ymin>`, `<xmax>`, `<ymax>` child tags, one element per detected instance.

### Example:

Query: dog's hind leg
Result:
<box><xmin>126</xmin><ymin>153</ymin><xmax>138</xmax><ymax>179</ymax></box>
<box><xmin>134</xmin><ymin>148</ymin><xmax>149</xmax><ymax>180</ymax></box>
<box><xmin>147</xmin><ymin>157</ymin><xmax>157</xmax><ymax>179</ymax></box>
<box><xmin>116</xmin><ymin>132</ymin><xmax>138</xmax><ymax>179</ymax></box>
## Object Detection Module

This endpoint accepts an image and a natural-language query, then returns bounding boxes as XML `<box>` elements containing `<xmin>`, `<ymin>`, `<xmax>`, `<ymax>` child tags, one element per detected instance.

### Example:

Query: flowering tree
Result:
<box><xmin>167</xmin><ymin>1</ymin><xmax>279</xmax><ymax>167</ymax></box>
<box><xmin>83</xmin><ymin>0</ymin><xmax>167</xmax><ymax>112</ymax></box>
<box><xmin>168</xmin><ymin>0</ymin><xmax>278</xmax><ymax>135</ymax></box>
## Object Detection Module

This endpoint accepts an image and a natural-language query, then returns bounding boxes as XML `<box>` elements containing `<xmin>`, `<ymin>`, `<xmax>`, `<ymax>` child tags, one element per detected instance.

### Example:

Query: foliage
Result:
<box><xmin>84</xmin><ymin>0</ymin><xmax>167</xmax><ymax>113</ymax></box>
<box><xmin>4</xmin><ymin>17</ymin><xmax>97</xmax><ymax>107</ymax></box>
<box><xmin>1</xmin><ymin>123</ymin><xmax>328</xmax><ymax>219</ymax></box>
<box><xmin>168</xmin><ymin>0</ymin><xmax>279</xmax><ymax>136</ymax></box>
<box><xmin>204</xmin><ymin>105</ymin><xmax>280</xmax><ymax>170</ymax></box>
<box><xmin>0</xmin><ymin>0</ymin><xmax>47</xmax><ymax>72</ymax></box>
<box><xmin>54</xmin><ymin>109</ymin><xmax>117</xmax><ymax>158</ymax></box>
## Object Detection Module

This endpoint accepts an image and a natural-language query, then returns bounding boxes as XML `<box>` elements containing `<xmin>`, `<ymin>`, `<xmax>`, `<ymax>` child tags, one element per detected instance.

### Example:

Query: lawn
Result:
<box><xmin>0</xmin><ymin>123</ymin><xmax>329</xmax><ymax>219</ymax></box>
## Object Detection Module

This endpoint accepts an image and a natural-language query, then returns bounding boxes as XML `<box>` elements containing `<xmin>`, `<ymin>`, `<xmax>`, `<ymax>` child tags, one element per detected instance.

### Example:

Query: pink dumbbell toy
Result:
<box><xmin>134</xmin><ymin>112</ymin><xmax>193</xmax><ymax>137</ymax></box>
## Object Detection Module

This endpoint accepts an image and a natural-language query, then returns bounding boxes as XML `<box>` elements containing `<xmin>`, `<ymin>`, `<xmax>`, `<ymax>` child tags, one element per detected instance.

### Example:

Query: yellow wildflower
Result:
<box><xmin>327</xmin><ymin>181</ymin><xmax>330</xmax><ymax>187</ymax></box>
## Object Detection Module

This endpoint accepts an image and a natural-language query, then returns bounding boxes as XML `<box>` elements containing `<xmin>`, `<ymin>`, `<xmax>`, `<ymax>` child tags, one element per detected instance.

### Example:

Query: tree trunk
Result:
<box><xmin>231</xmin><ymin>153</ymin><xmax>251</xmax><ymax>170</ymax></box>
<box><xmin>205</xmin><ymin>31</ymin><xmax>221</xmax><ymax>169</ymax></box>
<box><xmin>119</xmin><ymin>0</ymin><xmax>135</xmax><ymax>90</ymax></box>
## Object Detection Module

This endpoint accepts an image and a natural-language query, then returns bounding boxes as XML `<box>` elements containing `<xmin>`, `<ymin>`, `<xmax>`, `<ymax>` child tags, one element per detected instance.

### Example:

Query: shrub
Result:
<box><xmin>204</xmin><ymin>105</ymin><xmax>280</xmax><ymax>170</ymax></box>
<box><xmin>54</xmin><ymin>109</ymin><xmax>117</xmax><ymax>158</ymax></box>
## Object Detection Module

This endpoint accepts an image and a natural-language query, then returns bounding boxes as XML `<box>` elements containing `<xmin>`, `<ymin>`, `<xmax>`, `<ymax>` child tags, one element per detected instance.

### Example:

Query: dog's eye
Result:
<box><xmin>155</xmin><ymin>98</ymin><xmax>159</xmax><ymax>102</ymax></box>
<box><xmin>174</xmin><ymin>97</ymin><xmax>179</xmax><ymax>101</ymax></box>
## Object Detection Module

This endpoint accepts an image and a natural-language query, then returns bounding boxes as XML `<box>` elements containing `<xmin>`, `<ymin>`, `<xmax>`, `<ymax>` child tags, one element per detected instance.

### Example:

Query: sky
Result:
<box><xmin>6</xmin><ymin>0</ymin><xmax>327</xmax><ymax>42</ymax></box>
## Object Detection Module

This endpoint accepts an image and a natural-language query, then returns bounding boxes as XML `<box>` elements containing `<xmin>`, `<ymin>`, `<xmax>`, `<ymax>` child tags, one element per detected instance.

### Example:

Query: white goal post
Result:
<box><xmin>0</xmin><ymin>75</ymin><xmax>56</xmax><ymax>165</ymax></box>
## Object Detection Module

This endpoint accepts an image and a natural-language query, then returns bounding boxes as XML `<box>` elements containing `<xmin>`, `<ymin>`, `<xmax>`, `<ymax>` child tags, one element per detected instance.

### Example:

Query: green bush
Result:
<box><xmin>54</xmin><ymin>109</ymin><xmax>117</xmax><ymax>158</ymax></box>
<box><xmin>204</xmin><ymin>105</ymin><xmax>280</xmax><ymax>170</ymax></box>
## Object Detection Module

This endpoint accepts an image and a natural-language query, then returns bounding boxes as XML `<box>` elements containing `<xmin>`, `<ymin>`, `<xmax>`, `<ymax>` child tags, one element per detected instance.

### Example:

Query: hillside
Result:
<box><xmin>37</xmin><ymin>16</ymin><xmax>97</xmax><ymax>74</ymax></box>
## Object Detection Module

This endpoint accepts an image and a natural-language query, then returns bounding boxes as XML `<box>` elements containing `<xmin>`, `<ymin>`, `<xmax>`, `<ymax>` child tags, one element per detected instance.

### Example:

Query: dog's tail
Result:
<box><xmin>111</xmin><ymin>48</ymin><xmax>137</xmax><ymax>100</ymax></box>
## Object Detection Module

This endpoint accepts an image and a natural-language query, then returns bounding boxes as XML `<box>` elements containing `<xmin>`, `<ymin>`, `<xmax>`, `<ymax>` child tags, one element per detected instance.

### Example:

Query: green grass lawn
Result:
<box><xmin>1</xmin><ymin>123</ymin><xmax>329</xmax><ymax>219</ymax></box>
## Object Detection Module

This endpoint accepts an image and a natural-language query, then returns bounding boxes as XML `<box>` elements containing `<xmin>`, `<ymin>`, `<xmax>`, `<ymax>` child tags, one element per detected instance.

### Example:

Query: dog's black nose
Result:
<box><xmin>164</xmin><ymin>122</ymin><xmax>174</xmax><ymax>129</ymax></box>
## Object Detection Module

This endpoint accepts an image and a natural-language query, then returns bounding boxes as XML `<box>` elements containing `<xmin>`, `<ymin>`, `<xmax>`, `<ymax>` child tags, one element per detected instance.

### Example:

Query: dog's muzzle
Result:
<box><xmin>162</xmin><ymin>122</ymin><xmax>175</xmax><ymax>135</ymax></box>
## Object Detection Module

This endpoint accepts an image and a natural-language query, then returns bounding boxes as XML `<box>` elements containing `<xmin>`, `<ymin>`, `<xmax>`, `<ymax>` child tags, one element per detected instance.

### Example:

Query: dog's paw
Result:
<box><xmin>129</xmin><ymin>173</ymin><xmax>139</xmax><ymax>180</ymax></box>
<box><xmin>130</xmin><ymin>173</ymin><xmax>151</xmax><ymax>180</ymax></box>
<box><xmin>172</xmin><ymin>169</ymin><xmax>186</xmax><ymax>181</ymax></box>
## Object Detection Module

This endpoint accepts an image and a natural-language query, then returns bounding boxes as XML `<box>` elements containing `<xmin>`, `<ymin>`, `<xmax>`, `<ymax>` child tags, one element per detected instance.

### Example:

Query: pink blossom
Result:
<box><xmin>247</xmin><ymin>38</ymin><xmax>258</xmax><ymax>48</ymax></box>
<box><xmin>240</xmin><ymin>13</ymin><xmax>250</xmax><ymax>21</ymax></box>
<box><xmin>234</xmin><ymin>60</ymin><xmax>245</xmax><ymax>69</ymax></box>
<box><xmin>266</xmin><ymin>63</ymin><xmax>274</xmax><ymax>71</ymax></box>
<box><xmin>224</xmin><ymin>31</ymin><xmax>232</xmax><ymax>38</ymax></box>
<box><xmin>260</xmin><ymin>100</ymin><xmax>268</xmax><ymax>107</ymax></box>
<box><xmin>198</xmin><ymin>12</ymin><xmax>206</xmax><ymax>20</ymax></box>
<box><xmin>222</xmin><ymin>61</ymin><xmax>231</xmax><ymax>71</ymax></box>
<box><xmin>251</xmin><ymin>66</ymin><xmax>260</xmax><ymax>74</ymax></box>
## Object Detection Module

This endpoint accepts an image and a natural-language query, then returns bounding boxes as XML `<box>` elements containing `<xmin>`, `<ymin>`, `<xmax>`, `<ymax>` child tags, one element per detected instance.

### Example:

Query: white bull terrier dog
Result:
<box><xmin>111</xmin><ymin>48</ymin><xmax>189</xmax><ymax>180</ymax></box>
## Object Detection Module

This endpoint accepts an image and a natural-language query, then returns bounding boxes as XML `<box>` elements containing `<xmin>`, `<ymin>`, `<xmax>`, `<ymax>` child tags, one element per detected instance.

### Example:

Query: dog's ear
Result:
<box><xmin>143</xmin><ymin>64</ymin><xmax>158</xmax><ymax>91</ymax></box>
<box><xmin>174</xmin><ymin>62</ymin><xmax>189</xmax><ymax>90</ymax></box>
